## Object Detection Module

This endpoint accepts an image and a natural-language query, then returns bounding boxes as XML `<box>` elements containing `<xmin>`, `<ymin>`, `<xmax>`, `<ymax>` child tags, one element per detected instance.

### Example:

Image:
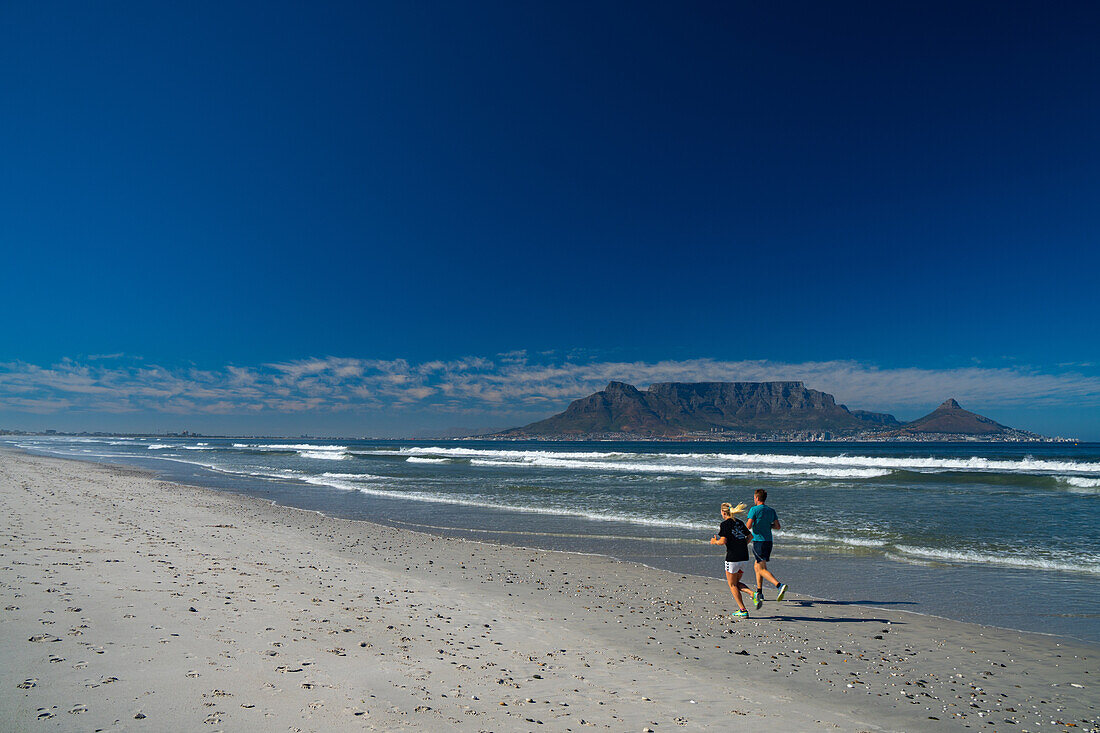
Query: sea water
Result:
<box><xmin>7</xmin><ymin>436</ymin><xmax>1099</xmax><ymax>642</ymax></box>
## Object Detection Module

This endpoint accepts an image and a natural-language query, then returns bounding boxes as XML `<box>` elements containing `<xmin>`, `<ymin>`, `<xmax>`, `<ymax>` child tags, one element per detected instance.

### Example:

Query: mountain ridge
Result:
<box><xmin>497</xmin><ymin>381</ymin><xmax>899</xmax><ymax>437</ymax></box>
<box><xmin>495</xmin><ymin>382</ymin><xmax>1041</xmax><ymax>440</ymax></box>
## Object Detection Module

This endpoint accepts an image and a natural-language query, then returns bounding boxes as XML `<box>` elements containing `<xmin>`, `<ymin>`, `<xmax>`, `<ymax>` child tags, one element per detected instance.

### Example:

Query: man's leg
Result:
<box><xmin>755</xmin><ymin>560</ymin><xmax>781</xmax><ymax>589</ymax></box>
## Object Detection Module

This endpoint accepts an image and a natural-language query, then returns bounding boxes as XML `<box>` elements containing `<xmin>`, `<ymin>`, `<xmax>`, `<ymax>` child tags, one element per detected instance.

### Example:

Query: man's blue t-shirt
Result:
<box><xmin>747</xmin><ymin>504</ymin><xmax>777</xmax><ymax>542</ymax></box>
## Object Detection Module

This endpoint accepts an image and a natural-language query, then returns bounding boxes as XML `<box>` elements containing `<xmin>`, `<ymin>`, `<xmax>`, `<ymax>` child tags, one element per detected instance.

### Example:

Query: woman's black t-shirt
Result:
<box><xmin>718</xmin><ymin>518</ymin><xmax>750</xmax><ymax>562</ymax></box>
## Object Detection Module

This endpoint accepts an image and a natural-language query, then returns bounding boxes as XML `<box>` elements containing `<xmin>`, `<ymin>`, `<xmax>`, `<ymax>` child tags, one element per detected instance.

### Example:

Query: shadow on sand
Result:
<box><xmin>787</xmin><ymin>599</ymin><xmax>916</xmax><ymax>607</ymax></box>
<box><xmin>766</xmin><ymin>614</ymin><xmax>900</xmax><ymax>624</ymax></box>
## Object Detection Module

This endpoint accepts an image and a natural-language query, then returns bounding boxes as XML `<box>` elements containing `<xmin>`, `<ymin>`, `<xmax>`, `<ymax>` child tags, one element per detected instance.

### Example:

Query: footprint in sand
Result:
<box><xmin>186</xmin><ymin>670</ymin><xmax>202</xmax><ymax>678</ymax></box>
<box><xmin>36</xmin><ymin>709</ymin><xmax>56</xmax><ymax>719</ymax></box>
<box><xmin>17</xmin><ymin>678</ymin><xmax>37</xmax><ymax>689</ymax></box>
<box><xmin>72</xmin><ymin>661</ymin><xmax>88</xmax><ymax>669</ymax></box>
<box><xmin>68</xmin><ymin>704</ymin><xmax>88</xmax><ymax>715</ymax></box>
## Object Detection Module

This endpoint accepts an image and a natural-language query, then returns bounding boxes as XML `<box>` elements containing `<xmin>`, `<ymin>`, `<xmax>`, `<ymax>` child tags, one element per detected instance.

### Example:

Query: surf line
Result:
<box><xmin>380</xmin><ymin>518</ymin><xmax>701</xmax><ymax>544</ymax></box>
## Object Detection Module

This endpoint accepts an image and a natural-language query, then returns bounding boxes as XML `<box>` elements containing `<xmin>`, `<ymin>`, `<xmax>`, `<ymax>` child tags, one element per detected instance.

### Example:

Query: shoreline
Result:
<box><xmin>7</xmin><ymin>441</ymin><xmax>1100</xmax><ymax>641</ymax></box>
<box><xmin>2</xmin><ymin>448</ymin><xmax>1097</xmax><ymax>731</ymax></box>
<box><xmin>376</xmin><ymin>514</ymin><xmax>1100</xmax><ymax>648</ymax></box>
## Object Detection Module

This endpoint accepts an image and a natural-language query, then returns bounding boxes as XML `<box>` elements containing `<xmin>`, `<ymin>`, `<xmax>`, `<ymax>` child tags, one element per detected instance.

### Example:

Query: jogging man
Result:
<box><xmin>744</xmin><ymin>488</ymin><xmax>788</xmax><ymax>609</ymax></box>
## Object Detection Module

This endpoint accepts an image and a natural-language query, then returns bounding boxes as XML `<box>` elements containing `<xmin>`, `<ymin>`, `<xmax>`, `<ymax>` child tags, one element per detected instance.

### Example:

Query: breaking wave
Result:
<box><xmin>399</xmin><ymin>446</ymin><xmax>1100</xmax><ymax>479</ymax></box>
<box><xmin>1062</xmin><ymin>476</ymin><xmax>1100</xmax><ymax>489</ymax></box>
<box><xmin>468</xmin><ymin>456</ymin><xmax>889</xmax><ymax>479</ymax></box>
<box><xmin>299</xmin><ymin>450</ymin><xmax>348</xmax><ymax>460</ymax></box>
<box><xmin>892</xmin><ymin>545</ymin><xmax>1100</xmax><ymax>575</ymax></box>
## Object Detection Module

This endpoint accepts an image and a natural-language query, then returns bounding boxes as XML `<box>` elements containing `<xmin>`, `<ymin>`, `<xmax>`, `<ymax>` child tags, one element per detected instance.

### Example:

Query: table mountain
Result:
<box><xmin>497</xmin><ymin>381</ymin><xmax>899</xmax><ymax>437</ymax></box>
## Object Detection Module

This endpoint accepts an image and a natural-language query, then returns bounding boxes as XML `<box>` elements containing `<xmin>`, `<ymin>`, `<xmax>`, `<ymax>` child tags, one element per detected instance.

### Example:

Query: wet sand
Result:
<box><xmin>1</xmin><ymin>449</ymin><xmax>1096</xmax><ymax>731</ymax></box>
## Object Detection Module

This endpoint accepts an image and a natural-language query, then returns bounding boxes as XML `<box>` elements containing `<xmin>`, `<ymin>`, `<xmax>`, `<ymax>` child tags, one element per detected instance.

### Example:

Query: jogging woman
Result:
<box><xmin>709</xmin><ymin>502</ymin><xmax>754</xmax><ymax>619</ymax></box>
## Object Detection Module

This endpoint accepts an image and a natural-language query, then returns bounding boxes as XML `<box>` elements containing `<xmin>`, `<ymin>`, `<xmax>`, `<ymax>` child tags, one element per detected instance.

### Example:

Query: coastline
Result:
<box><xmin>1</xmin><ymin>449</ymin><xmax>1096</xmax><ymax>731</ymax></box>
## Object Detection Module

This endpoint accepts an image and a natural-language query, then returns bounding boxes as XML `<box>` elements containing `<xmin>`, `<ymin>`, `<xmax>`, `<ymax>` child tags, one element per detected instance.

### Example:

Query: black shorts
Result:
<box><xmin>752</xmin><ymin>541</ymin><xmax>773</xmax><ymax>563</ymax></box>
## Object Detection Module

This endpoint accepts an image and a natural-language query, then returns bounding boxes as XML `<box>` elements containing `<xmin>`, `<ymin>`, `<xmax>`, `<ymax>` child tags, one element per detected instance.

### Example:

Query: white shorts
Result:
<box><xmin>725</xmin><ymin>560</ymin><xmax>753</xmax><ymax>576</ymax></box>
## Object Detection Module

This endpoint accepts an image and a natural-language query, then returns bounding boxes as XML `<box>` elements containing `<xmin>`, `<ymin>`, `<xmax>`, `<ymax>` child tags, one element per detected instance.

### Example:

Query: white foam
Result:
<box><xmin>893</xmin><ymin>545</ymin><xmax>1100</xmax><ymax>575</ymax></box>
<box><xmin>781</xmin><ymin>531</ymin><xmax>888</xmax><ymax>548</ymax></box>
<box><xmin>299</xmin><ymin>450</ymin><xmax>347</xmax><ymax>460</ymax></box>
<box><xmin>299</xmin><ymin>474</ymin><xmax>712</xmax><ymax>531</ymax></box>
<box><xmin>401</xmin><ymin>446</ymin><xmax>626</xmax><ymax>461</ymax></box>
<box><xmin>406</xmin><ymin>457</ymin><xmax>450</xmax><ymax>464</ymax></box>
<box><xmin>147</xmin><ymin>444</ymin><xmax>170</xmax><ymax>449</ymax></box>
<box><xmin>1062</xmin><ymin>476</ymin><xmax>1100</xmax><ymax>489</ymax></box>
<box><xmin>469</xmin><ymin>456</ymin><xmax>890</xmax><ymax>479</ymax></box>
<box><xmin>233</xmin><ymin>443</ymin><xmax>348</xmax><ymax>452</ymax></box>
<box><xmin>400</xmin><ymin>446</ymin><xmax>1100</xmax><ymax>476</ymax></box>
<box><xmin>320</xmin><ymin>472</ymin><xmax>386</xmax><ymax>480</ymax></box>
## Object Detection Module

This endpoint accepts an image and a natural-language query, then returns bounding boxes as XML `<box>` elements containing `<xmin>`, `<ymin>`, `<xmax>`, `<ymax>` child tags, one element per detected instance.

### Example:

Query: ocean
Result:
<box><xmin>7</xmin><ymin>436</ymin><xmax>1099</xmax><ymax>643</ymax></box>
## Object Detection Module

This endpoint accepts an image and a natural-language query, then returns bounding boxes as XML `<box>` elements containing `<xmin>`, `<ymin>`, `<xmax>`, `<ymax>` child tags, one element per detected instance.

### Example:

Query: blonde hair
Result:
<box><xmin>720</xmin><ymin>502</ymin><xmax>748</xmax><ymax>517</ymax></box>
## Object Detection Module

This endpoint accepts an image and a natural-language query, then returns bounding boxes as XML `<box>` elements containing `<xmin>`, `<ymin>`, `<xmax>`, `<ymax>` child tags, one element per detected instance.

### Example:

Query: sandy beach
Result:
<box><xmin>0</xmin><ymin>449</ymin><xmax>1095</xmax><ymax>732</ymax></box>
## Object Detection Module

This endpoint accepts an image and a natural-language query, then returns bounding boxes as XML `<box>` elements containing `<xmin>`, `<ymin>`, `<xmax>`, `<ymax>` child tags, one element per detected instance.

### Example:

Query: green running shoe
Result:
<box><xmin>753</xmin><ymin>590</ymin><xmax>763</xmax><ymax>610</ymax></box>
<box><xmin>776</xmin><ymin>583</ymin><xmax>788</xmax><ymax>601</ymax></box>
<box><xmin>732</xmin><ymin>610</ymin><xmax>749</xmax><ymax>619</ymax></box>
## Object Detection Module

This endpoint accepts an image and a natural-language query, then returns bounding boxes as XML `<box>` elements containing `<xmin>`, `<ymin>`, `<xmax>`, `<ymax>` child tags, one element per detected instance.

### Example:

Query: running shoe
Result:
<box><xmin>753</xmin><ymin>590</ymin><xmax>763</xmax><ymax>610</ymax></box>
<box><xmin>776</xmin><ymin>583</ymin><xmax>788</xmax><ymax>601</ymax></box>
<box><xmin>732</xmin><ymin>610</ymin><xmax>749</xmax><ymax>619</ymax></box>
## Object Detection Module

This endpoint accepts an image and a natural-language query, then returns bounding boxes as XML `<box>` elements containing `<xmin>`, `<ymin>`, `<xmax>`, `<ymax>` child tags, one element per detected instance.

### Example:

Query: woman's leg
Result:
<box><xmin>726</xmin><ymin>570</ymin><xmax>747</xmax><ymax>611</ymax></box>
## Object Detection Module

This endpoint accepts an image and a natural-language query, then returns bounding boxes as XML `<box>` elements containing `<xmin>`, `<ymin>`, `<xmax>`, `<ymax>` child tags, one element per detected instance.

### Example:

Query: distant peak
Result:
<box><xmin>938</xmin><ymin>398</ymin><xmax>962</xmax><ymax>410</ymax></box>
<box><xmin>604</xmin><ymin>381</ymin><xmax>639</xmax><ymax>392</ymax></box>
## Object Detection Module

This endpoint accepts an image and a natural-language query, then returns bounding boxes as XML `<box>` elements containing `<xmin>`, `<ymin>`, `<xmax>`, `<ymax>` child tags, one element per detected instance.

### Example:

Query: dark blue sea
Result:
<box><xmin>7</xmin><ymin>436</ymin><xmax>1099</xmax><ymax>643</ymax></box>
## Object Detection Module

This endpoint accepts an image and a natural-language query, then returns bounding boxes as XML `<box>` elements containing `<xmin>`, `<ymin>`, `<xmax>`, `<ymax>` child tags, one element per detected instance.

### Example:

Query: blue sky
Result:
<box><xmin>2</xmin><ymin>2</ymin><xmax>1098</xmax><ymax>437</ymax></box>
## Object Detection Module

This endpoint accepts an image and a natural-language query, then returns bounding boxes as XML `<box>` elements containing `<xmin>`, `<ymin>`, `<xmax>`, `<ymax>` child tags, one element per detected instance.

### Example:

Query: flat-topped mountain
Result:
<box><xmin>496</xmin><ymin>383</ymin><xmax>1042</xmax><ymax>440</ymax></box>
<box><xmin>498</xmin><ymin>381</ymin><xmax>899</xmax><ymax>437</ymax></box>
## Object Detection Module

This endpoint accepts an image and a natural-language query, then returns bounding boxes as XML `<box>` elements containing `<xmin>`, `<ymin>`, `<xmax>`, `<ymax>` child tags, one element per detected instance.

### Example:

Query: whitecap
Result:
<box><xmin>399</xmin><ymin>446</ymin><xmax>1100</xmax><ymax>477</ymax></box>
<box><xmin>1061</xmin><ymin>476</ymin><xmax>1100</xmax><ymax>489</ymax></box>
<box><xmin>299</xmin><ymin>450</ymin><xmax>348</xmax><ymax>460</ymax></box>
<box><xmin>893</xmin><ymin>545</ymin><xmax>1100</xmax><ymax>575</ymax></box>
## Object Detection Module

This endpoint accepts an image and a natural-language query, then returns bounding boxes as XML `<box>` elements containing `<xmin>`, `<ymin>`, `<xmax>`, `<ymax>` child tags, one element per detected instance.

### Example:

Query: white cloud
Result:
<box><xmin>0</xmin><ymin>354</ymin><xmax>1097</xmax><ymax>419</ymax></box>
